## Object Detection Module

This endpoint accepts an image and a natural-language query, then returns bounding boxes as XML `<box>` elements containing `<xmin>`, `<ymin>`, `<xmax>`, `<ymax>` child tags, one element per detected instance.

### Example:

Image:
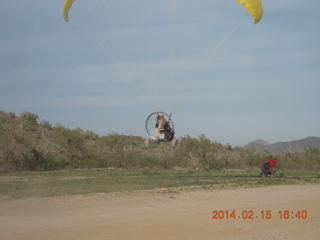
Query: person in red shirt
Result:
<box><xmin>268</xmin><ymin>157</ymin><xmax>276</xmax><ymax>176</ymax></box>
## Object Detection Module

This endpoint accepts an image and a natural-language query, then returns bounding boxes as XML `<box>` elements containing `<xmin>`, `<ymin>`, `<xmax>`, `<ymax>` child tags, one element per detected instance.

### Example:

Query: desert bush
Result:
<box><xmin>277</xmin><ymin>148</ymin><xmax>320</xmax><ymax>170</ymax></box>
<box><xmin>0</xmin><ymin>110</ymin><xmax>319</xmax><ymax>171</ymax></box>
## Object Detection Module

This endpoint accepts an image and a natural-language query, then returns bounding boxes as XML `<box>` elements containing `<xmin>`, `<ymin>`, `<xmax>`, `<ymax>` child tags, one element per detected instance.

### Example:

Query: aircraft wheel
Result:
<box><xmin>171</xmin><ymin>138</ymin><xmax>178</xmax><ymax>148</ymax></box>
<box><xmin>145</xmin><ymin>138</ymin><xmax>150</xmax><ymax>147</ymax></box>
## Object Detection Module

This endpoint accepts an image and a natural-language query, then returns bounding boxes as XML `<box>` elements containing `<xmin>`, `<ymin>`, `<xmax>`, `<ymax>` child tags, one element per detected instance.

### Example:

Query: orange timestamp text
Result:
<box><xmin>212</xmin><ymin>210</ymin><xmax>308</xmax><ymax>220</ymax></box>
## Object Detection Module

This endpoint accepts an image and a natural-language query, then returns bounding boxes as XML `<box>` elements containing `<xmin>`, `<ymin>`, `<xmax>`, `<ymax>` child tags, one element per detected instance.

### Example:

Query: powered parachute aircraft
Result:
<box><xmin>62</xmin><ymin>0</ymin><xmax>263</xmax><ymax>142</ymax></box>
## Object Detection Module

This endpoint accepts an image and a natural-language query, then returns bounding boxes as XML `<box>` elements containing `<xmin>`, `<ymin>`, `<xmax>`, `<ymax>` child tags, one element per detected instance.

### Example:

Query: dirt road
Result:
<box><xmin>1</xmin><ymin>184</ymin><xmax>319</xmax><ymax>240</ymax></box>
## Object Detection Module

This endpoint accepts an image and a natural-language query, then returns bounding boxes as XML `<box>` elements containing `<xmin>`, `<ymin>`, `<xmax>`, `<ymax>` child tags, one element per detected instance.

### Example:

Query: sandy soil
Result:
<box><xmin>0</xmin><ymin>184</ymin><xmax>319</xmax><ymax>240</ymax></box>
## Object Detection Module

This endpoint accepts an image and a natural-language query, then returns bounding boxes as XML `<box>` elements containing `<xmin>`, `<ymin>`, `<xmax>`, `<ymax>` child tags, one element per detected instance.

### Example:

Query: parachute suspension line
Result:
<box><xmin>186</xmin><ymin>20</ymin><xmax>248</xmax><ymax>99</ymax></box>
<box><xmin>166</xmin><ymin>1</ymin><xmax>257</xmax><ymax>113</ymax></box>
<box><xmin>164</xmin><ymin>0</ymin><xmax>260</xmax><ymax>112</ymax></box>
<box><xmin>190</xmin><ymin>10</ymin><xmax>253</xmax><ymax>83</ymax></box>
<box><xmin>79</xmin><ymin>1</ymin><xmax>161</xmax><ymax>111</ymax></box>
<box><xmin>106</xmin><ymin>1</ymin><xmax>162</xmax><ymax>112</ymax></box>
<box><xmin>133</xmin><ymin>1</ymin><xmax>184</xmax><ymax>114</ymax></box>
<box><xmin>128</xmin><ymin>1</ymin><xmax>159</xmax><ymax>112</ymax></box>
<box><xmin>166</xmin><ymin>1</ymin><xmax>225</xmax><ymax>113</ymax></box>
<box><xmin>123</xmin><ymin>30</ymin><xmax>158</xmax><ymax>110</ymax></box>
<box><xmin>165</xmin><ymin>0</ymin><xmax>210</xmax><ymax>115</ymax></box>
<box><xmin>62</xmin><ymin>0</ymin><xmax>263</xmax><ymax>114</ymax></box>
<box><xmin>166</xmin><ymin>1</ymin><xmax>185</xmax><ymax>115</ymax></box>
<box><xmin>168</xmin><ymin>0</ymin><xmax>243</xmax><ymax>113</ymax></box>
<box><xmin>143</xmin><ymin>1</ymin><xmax>161</xmax><ymax>111</ymax></box>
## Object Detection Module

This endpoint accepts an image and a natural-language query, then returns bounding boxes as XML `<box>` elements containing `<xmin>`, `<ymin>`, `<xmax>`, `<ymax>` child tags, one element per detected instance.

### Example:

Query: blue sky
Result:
<box><xmin>1</xmin><ymin>0</ymin><xmax>319</xmax><ymax>146</ymax></box>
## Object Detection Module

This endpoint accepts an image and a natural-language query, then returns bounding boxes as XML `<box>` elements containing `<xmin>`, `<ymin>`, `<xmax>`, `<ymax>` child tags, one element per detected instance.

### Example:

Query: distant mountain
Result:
<box><xmin>243</xmin><ymin>137</ymin><xmax>320</xmax><ymax>155</ymax></box>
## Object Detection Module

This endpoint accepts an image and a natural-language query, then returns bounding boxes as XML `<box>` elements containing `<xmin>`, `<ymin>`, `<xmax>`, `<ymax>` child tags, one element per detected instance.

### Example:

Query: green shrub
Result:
<box><xmin>0</xmin><ymin>110</ymin><xmax>319</xmax><ymax>171</ymax></box>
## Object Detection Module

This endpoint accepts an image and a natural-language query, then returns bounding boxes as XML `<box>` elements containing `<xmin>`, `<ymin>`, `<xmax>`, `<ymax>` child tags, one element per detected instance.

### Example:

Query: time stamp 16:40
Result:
<box><xmin>212</xmin><ymin>210</ymin><xmax>308</xmax><ymax>220</ymax></box>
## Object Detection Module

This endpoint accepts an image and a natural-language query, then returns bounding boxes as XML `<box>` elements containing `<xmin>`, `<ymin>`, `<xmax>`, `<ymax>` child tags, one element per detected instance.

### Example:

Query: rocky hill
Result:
<box><xmin>244</xmin><ymin>137</ymin><xmax>320</xmax><ymax>155</ymax></box>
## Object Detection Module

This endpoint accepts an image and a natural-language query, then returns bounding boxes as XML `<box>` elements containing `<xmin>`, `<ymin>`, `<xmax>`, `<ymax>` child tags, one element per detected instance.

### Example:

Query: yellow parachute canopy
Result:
<box><xmin>236</xmin><ymin>0</ymin><xmax>263</xmax><ymax>24</ymax></box>
<box><xmin>63</xmin><ymin>0</ymin><xmax>75</xmax><ymax>22</ymax></box>
<box><xmin>62</xmin><ymin>0</ymin><xmax>263</xmax><ymax>24</ymax></box>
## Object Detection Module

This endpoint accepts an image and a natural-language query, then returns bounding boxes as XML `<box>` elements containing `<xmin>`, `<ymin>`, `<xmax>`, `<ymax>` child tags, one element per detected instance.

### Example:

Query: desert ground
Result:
<box><xmin>0</xmin><ymin>184</ymin><xmax>319</xmax><ymax>240</ymax></box>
